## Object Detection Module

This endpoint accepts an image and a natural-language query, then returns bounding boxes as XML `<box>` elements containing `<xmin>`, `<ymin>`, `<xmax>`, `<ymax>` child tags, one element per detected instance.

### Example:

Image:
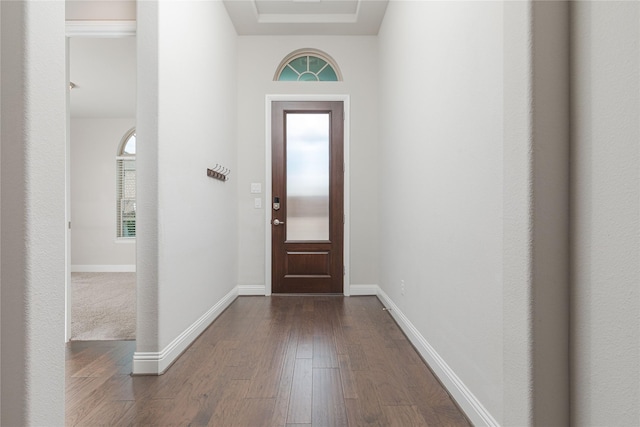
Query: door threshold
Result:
<box><xmin>271</xmin><ymin>293</ymin><xmax>344</xmax><ymax>297</ymax></box>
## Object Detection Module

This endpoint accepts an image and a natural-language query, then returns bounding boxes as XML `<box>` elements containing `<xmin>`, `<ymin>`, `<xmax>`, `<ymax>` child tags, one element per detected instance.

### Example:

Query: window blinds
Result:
<box><xmin>116</xmin><ymin>158</ymin><xmax>136</xmax><ymax>238</ymax></box>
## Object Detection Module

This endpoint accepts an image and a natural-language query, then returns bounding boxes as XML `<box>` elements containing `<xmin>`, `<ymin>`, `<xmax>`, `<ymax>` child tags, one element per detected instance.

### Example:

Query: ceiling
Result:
<box><xmin>69</xmin><ymin>37</ymin><xmax>136</xmax><ymax>118</ymax></box>
<box><xmin>223</xmin><ymin>0</ymin><xmax>389</xmax><ymax>35</ymax></box>
<box><xmin>67</xmin><ymin>0</ymin><xmax>388</xmax><ymax>118</ymax></box>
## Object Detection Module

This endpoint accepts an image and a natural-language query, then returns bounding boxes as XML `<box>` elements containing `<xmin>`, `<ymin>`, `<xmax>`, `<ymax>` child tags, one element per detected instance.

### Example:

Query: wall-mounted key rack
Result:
<box><xmin>207</xmin><ymin>164</ymin><xmax>230</xmax><ymax>182</ymax></box>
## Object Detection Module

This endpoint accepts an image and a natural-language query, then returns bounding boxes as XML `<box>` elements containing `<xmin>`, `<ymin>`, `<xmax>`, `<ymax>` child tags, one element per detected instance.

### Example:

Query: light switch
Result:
<box><xmin>254</xmin><ymin>198</ymin><xmax>262</xmax><ymax>209</ymax></box>
<box><xmin>250</xmin><ymin>183</ymin><xmax>262</xmax><ymax>194</ymax></box>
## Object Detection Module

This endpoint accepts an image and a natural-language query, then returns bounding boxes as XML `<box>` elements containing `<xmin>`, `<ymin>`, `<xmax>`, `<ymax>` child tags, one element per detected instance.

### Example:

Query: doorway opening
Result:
<box><xmin>66</xmin><ymin>29</ymin><xmax>137</xmax><ymax>342</ymax></box>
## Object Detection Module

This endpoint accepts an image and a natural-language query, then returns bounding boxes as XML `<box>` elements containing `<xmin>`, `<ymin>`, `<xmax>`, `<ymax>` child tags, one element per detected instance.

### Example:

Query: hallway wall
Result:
<box><xmin>1</xmin><ymin>1</ymin><xmax>66</xmax><ymax>424</ymax></box>
<box><xmin>571</xmin><ymin>2</ymin><xmax>640</xmax><ymax>425</ymax></box>
<box><xmin>378</xmin><ymin>1</ymin><xmax>504</xmax><ymax>424</ymax></box>
<box><xmin>135</xmin><ymin>0</ymin><xmax>238</xmax><ymax>371</ymax></box>
<box><xmin>236</xmin><ymin>36</ymin><xmax>379</xmax><ymax>292</ymax></box>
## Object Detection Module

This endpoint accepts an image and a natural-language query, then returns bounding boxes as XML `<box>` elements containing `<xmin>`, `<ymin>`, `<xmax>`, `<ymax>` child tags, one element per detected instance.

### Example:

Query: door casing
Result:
<box><xmin>265</xmin><ymin>94</ymin><xmax>350</xmax><ymax>296</ymax></box>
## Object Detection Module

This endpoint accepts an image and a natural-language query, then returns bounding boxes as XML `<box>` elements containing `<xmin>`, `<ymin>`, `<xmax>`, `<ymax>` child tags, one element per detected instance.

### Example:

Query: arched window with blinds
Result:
<box><xmin>116</xmin><ymin>128</ymin><xmax>136</xmax><ymax>239</ymax></box>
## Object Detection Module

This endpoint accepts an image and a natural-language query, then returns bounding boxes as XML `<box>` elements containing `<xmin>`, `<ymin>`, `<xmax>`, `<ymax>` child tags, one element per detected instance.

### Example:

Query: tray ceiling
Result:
<box><xmin>223</xmin><ymin>0</ymin><xmax>389</xmax><ymax>35</ymax></box>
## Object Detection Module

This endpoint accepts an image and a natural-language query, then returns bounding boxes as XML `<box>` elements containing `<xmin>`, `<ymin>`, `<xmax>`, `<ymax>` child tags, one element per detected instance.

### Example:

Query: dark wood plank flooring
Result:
<box><xmin>66</xmin><ymin>296</ymin><xmax>471</xmax><ymax>426</ymax></box>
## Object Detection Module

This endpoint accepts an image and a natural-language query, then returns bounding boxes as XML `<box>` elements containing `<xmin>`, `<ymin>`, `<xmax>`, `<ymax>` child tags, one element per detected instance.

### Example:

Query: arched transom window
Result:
<box><xmin>275</xmin><ymin>49</ymin><xmax>342</xmax><ymax>82</ymax></box>
<box><xmin>116</xmin><ymin>128</ymin><xmax>136</xmax><ymax>239</ymax></box>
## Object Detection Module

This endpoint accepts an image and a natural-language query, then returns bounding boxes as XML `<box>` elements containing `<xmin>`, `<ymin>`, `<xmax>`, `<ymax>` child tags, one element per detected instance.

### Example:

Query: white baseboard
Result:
<box><xmin>238</xmin><ymin>285</ymin><xmax>266</xmax><ymax>296</ymax></box>
<box><xmin>349</xmin><ymin>284</ymin><xmax>379</xmax><ymax>296</ymax></box>
<box><xmin>376</xmin><ymin>287</ymin><xmax>499</xmax><ymax>427</ymax></box>
<box><xmin>71</xmin><ymin>264</ymin><xmax>136</xmax><ymax>273</ymax></box>
<box><xmin>132</xmin><ymin>287</ymin><xmax>238</xmax><ymax>375</ymax></box>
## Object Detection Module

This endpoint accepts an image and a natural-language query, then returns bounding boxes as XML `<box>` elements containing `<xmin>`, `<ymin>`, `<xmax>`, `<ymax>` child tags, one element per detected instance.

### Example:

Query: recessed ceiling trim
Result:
<box><xmin>258</xmin><ymin>13</ymin><xmax>358</xmax><ymax>24</ymax></box>
<box><xmin>66</xmin><ymin>20</ymin><xmax>136</xmax><ymax>37</ymax></box>
<box><xmin>251</xmin><ymin>0</ymin><xmax>260</xmax><ymax>19</ymax></box>
<box><xmin>354</xmin><ymin>0</ymin><xmax>362</xmax><ymax>18</ymax></box>
<box><xmin>223</xmin><ymin>0</ymin><xmax>388</xmax><ymax>35</ymax></box>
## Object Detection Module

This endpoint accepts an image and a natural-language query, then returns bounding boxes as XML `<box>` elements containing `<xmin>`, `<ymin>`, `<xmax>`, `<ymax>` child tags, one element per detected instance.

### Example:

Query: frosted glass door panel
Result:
<box><xmin>286</xmin><ymin>113</ymin><xmax>330</xmax><ymax>241</ymax></box>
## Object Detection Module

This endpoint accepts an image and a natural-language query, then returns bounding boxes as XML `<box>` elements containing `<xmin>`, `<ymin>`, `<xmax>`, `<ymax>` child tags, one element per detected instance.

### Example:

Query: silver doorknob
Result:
<box><xmin>273</xmin><ymin>219</ymin><xmax>285</xmax><ymax>226</ymax></box>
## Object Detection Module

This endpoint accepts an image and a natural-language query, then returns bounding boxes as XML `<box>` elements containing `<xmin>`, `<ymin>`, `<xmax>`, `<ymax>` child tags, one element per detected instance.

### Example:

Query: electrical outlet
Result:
<box><xmin>401</xmin><ymin>279</ymin><xmax>405</xmax><ymax>296</ymax></box>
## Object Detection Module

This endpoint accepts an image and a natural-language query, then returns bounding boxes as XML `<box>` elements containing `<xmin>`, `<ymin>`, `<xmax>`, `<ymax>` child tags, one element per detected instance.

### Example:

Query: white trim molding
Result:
<box><xmin>65</xmin><ymin>20</ymin><xmax>136</xmax><ymax>37</ymax></box>
<box><xmin>238</xmin><ymin>285</ymin><xmax>266</xmax><ymax>296</ymax></box>
<box><xmin>349</xmin><ymin>284</ymin><xmax>379</xmax><ymax>296</ymax></box>
<box><xmin>71</xmin><ymin>264</ymin><xmax>136</xmax><ymax>273</ymax></box>
<box><xmin>132</xmin><ymin>287</ymin><xmax>238</xmax><ymax>375</ymax></box>
<box><xmin>265</xmin><ymin>94</ymin><xmax>351</xmax><ymax>296</ymax></box>
<box><xmin>376</xmin><ymin>287</ymin><xmax>499</xmax><ymax>427</ymax></box>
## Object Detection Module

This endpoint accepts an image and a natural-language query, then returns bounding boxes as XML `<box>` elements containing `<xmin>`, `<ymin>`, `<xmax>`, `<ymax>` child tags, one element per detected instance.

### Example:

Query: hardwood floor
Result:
<box><xmin>66</xmin><ymin>296</ymin><xmax>471</xmax><ymax>426</ymax></box>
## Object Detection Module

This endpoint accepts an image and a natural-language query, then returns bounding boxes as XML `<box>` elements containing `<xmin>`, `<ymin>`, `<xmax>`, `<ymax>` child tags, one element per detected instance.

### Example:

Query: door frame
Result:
<box><xmin>265</xmin><ymin>94</ymin><xmax>351</xmax><ymax>296</ymax></box>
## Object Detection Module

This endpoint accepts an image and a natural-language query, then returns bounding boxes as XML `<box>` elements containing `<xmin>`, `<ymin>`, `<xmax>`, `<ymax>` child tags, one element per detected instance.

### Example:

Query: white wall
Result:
<box><xmin>502</xmin><ymin>2</ymin><xmax>570</xmax><ymax>425</ymax></box>
<box><xmin>135</xmin><ymin>0</ymin><xmax>238</xmax><ymax>372</ymax></box>
<box><xmin>236</xmin><ymin>36</ymin><xmax>379</xmax><ymax>291</ymax></box>
<box><xmin>379</xmin><ymin>3</ymin><xmax>571</xmax><ymax>425</ymax></box>
<box><xmin>1</xmin><ymin>1</ymin><xmax>66</xmax><ymax>424</ymax></box>
<box><xmin>378</xmin><ymin>1</ymin><xmax>504</xmax><ymax>423</ymax></box>
<box><xmin>571</xmin><ymin>2</ymin><xmax>640</xmax><ymax>425</ymax></box>
<box><xmin>71</xmin><ymin>118</ymin><xmax>136</xmax><ymax>269</ymax></box>
<box><xmin>66</xmin><ymin>0</ymin><xmax>135</xmax><ymax>21</ymax></box>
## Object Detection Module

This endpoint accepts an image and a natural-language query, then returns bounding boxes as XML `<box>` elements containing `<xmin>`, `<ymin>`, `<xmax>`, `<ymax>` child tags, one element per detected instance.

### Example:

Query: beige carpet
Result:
<box><xmin>71</xmin><ymin>272</ymin><xmax>136</xmax><ymax>341</ymax></box>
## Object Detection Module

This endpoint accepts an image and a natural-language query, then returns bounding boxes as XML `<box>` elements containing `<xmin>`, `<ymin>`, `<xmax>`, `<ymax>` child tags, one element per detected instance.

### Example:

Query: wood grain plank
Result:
<box><xmin>337</xmin><ymin>354</ymin><xmax>358</xmax><ymax>400</ymax></box>
<box><xmin>313</xmin><ymin>333</ymin><xmax>339</xmax><ymax>368</ymax></box>
<box><xmin>432</xmin><ymin>404</ymin><xmax>473</xmax><ymax>426</ymax></box>
<box><xmin>286</xmin><ymin>358</ymin><xmax>313</xmax><ymax>424</ymax></box>
<box><xmin>125</xmin><ymin>398</ymin><xmax>177</xmax><ymax>426</ymax></box>
<box><xmin>345</xmin><ymin>398</ymin><xmax>387</xmax><ymax>427</ymax></box>
<box><xmin>312</xmin><ymin>368</ymin><xmax>348</xmax><ymax>427</ymax></box>
<box><xmin>71</xmin><ymin>341</ymin><xmax>133</xmax><ymax>378</ymax></box>
<box><xmin>295</xmin><ymin>310</ymin><xmax>314</xmax><ymax>359</ymax></box>
<box><xmin>66</xmin><ymin>374</ymin><xmax>124</xmax><ymax>423</ymax></box>
<box><xmin>65</xmin><ymin>376</ymin><xmax>101</xmax><ymax>403</ymax></box>
<box><xmin>333</xmin><ymin>322</ymin><xmax>350</xmax><ymax>355</ymax></box>
<box><xmin>381</xmin><ymin>405</ymin><xmax>429</xmax><ymax>427</ymax></box>
<box><xmin>206</xmin><ymin>379</ymin><xmax>250</xmax><ymax>425</ymax></box>
<box><xmin>246</xmin><ymin>334</ymin><xmax>289</xmax><ymax>398</ymax></box>
<box><xmin>369</xmin><ymin>368</ymin><xmax>415</xmax><ymax>406</ymax></box>
<box><xmin>346</xmin><ymin>370</ymin><xmax>388</xmax><ymax>426</ymax></box>
<box><xmin>230</xmin><ymin>398</ymin><xmax>276</xmax><ymax>427</ymax></box>
<box><xmin>73</xmin><ymin>400</ymin><xmax>135</xmax><ymax>427</ymax></box>
<box><xmin>157</xmin><ymin>375</ymin><xmax>223</xmax><ymax>425</ymax></box>
<box><xmin>345</xmin><ymin>343</ymin><xmax>370</xmax><ymax>371</ymax></box>
<box><xmin>270</xmin><ymin>327</ymin><xmax>299</xmax><ymax>427</ymax></box>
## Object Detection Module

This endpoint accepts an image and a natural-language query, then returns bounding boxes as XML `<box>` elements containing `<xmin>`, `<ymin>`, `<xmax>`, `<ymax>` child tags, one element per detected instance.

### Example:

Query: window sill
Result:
<box><xmin>115</xmin><ymin>238</ymin><xmax>136</xmax><ymax>244</ymax></box>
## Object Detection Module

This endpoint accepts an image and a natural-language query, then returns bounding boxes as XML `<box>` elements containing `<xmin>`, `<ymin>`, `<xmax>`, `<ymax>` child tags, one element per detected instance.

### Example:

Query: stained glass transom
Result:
<box><xmin>275</xmin><ymin>50</ymin><xmax>342</xmax><ymax>82</ymax></box>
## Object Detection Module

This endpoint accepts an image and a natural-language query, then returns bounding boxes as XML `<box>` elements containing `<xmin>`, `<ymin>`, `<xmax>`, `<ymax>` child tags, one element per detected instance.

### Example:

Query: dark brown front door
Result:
<box><xmin>271</xmin><ymin>101</ymin><xmax>344</xmax><ymax>294</ymax></box>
